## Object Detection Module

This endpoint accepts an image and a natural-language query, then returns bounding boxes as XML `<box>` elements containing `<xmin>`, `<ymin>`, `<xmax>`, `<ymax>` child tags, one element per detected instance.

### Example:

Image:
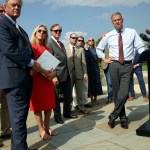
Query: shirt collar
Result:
<box><xmin>51</xmin><ymin>36</ymin><xmax>57</xmax><ymax>42</ymax></box>
<box><xmin>115</xmin><ymin>27</ymin><xmax>125</xmax><ymax>33</ymax></box>
<box><xmin>69</xmin><ymin>44</ymin><xmax>75</xmax><ymax>49</ymax></box>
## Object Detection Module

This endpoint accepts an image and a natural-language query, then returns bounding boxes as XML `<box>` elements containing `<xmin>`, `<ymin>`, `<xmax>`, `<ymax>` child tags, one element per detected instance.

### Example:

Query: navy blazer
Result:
<box><xmin>0</xmin><ymin>15</ymin><xmax>34</xmax><ymax>89</ymax></box>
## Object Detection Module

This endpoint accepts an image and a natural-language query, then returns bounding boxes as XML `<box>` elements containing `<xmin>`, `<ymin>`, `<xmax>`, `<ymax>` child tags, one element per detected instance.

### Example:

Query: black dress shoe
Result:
<box><xmin>84</xmin><ymin>103</ymin><xmax>92</xmax><ymax>108</ymax></box>
<box><xmin>108</xmin><ymin>119</ymin><xmax>115</xmax><ymax>128</ymax></box>
<box><xmin>0</xmin><ymin>132</ymin><xmax>12</xmax><ymax>139</ymax></box>
<box><xmin>120</xmin><ymin>121</ymin><xmax>128</xmax><ymax>129</ymax></box>
<box><xmin>0</xmin><ymin>142</ymin><xmax>4</xmax><ymax>147</ymax></box>
<box><xmin>74</xmin><ymin>105</ymin><xmax>80</xmax><ymax>110</ymax></box>
<box><xmin>55</xmin><ymin>117</ymin><xmax>64</xmax><ymax>124</ymax></box>
<box><xmin>63</xmin><ymin>114</ymin><xmax>78</xmax><ymax>119</ymax></box>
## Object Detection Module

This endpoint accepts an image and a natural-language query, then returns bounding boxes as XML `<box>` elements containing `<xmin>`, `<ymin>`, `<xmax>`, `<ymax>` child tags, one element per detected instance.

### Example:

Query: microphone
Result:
<box><xmin>140</xmin><ymin>33</ymin><xmax>150</xmax><ymax>42</ymax></box>
<box><xmin>146</xmin><ymin>29</ymin><xmax>150</xmax><ymax>35</ymax></box>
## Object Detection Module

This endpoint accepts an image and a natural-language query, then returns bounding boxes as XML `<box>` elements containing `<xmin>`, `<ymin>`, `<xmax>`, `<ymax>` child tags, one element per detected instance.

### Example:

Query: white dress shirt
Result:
<box><xmin>69</xmin><ymin>44</ymin><xmax>75</xmax><ymax>55</ymax></box>
<box><xmin>96</xmin><ymin>28</ymin><xmax>145</xmax><ymax>61</ymax></box>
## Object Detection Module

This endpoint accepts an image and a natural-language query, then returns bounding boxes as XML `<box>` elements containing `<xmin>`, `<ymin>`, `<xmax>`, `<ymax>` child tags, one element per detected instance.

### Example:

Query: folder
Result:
<box><xmin>37</xmin><ymin>50</ymin><xmax>60</xmax><ymax>70</ymax></box>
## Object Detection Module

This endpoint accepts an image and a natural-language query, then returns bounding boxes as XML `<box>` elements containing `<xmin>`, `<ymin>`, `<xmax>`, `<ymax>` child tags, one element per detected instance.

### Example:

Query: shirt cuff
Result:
<box><xmin>28</xmin><ymin>59</ymin><xmax>34</xmax><ymax>67</ymax></box>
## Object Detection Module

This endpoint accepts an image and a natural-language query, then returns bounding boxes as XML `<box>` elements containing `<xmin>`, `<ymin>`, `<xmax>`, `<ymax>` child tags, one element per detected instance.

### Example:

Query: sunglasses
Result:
<box><xmin>77</xmin><ymin>40</ymin><xmax>84</xmax><ymax>42</ymax></box>
<box><xmin>88</xmin><ymin>39</ymin><xmax>94</xmax><ymax>42</ymax></box>
<box><xmin>71</xmin><ymin>37</ymin><xmax>78</xmax><ymax>40</ymax></box>
<box><xmin>0</xmin><ymin>10</ymin><xmax>4</xmax><ymax>13</ymax></box>
<box><xmin>51</xmin><ymin>29</ymin><xmax>62</xmax><ymax>33</ymax></box>
<box><xmin>37</xmin><ymin>29</ymin><xmax>47</xmax><ymax>34</ymax></box>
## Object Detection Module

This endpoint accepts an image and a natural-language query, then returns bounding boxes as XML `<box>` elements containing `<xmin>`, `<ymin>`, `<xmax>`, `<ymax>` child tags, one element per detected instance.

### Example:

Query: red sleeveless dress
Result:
<box><xmin>30</xmin><ymin>44</ymin><xmax>55</xmax><ymax>111</ymax></box>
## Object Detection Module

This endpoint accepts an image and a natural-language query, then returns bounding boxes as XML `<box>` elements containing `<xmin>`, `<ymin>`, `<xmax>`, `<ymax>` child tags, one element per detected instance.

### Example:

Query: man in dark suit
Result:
<box><xmin>48</xmin><ymin>24</ymin><xmax>77</xmax><ymax>124</ymax></box>
<box><xmin>0</xmin><ymin>5</ymin><xmax>10</xmax><ymax>147</ymax></box>
<box><xmin>0</xmin><ymin>5</ymin><xmax>12</xmax><ymax>144</ymax></box>
<box><xmin>0</xmin><ymin>0</ymin><xmax>50</xmax><ymax>149</ymax></box>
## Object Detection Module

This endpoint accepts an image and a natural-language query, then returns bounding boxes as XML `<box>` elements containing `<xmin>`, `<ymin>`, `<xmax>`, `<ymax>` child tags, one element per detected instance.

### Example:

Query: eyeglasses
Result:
<box><xmin>51</xmin><ymin>29</ymin><xmax>62</xmax><ymax>33</ymax></box>
<box><xmin>71</xmin><ymin>37</ymin><xmax>78</xmax><ymax>40</ymax></box>
<box><xmin>88</xmin><ymin>39</ymin><xmax>94</xmax><ymax>42</ymax></box>
<box><xmin>37</xmin><ymin>29</ymin><xmax>47</xmax><ymax>34</ymax></box>
<box><xmin>77</xmin><ymin>40</ymin><xmax>84</xmax><ymax>42</ymax></box>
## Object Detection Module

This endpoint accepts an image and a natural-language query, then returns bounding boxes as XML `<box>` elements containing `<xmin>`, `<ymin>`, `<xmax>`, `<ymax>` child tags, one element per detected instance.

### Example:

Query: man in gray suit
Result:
<box><xmin>48</xmin><ymin>24</ymin><xmax>77</xmax><ymax>124</ymax></box>
<box><xmin>65</xmin><ymin>33</ymin><xmax>89</xmax><ymax>114</ymax></box>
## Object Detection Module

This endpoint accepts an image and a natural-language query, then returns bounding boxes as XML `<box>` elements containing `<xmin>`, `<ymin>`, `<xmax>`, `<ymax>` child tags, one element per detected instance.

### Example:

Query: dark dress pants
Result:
<box><xmin>129</xmin><ymin>65</ymin><xmax>146</xmax><ymax>97</ymax></box>
<box><xmin>53</xmin><ymin>79</ymin><xmax>72</xmax><ymax>118</ymax></box>
<box><xmin>109</xmin><ymin>62</ymin><xmax>133</xmax><ymax>121</ymax></box>
<box><xmin>5</xmin><ymin>85</ymin><xmax>32</xmax><ymax>150</ymax></box>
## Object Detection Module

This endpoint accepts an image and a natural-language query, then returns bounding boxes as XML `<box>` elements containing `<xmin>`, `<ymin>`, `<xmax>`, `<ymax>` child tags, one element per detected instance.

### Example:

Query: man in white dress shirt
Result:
<box><xmin>96</xmin><ymin>12</ymin><xmax>145</xmax><ymax>129</ymax></box>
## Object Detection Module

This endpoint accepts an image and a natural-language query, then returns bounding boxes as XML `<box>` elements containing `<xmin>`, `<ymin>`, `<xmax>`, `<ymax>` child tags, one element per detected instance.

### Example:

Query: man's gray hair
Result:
<box><xmin>4</xmin><ymin>0</ymin><xmax>23</xmax><ymax>5</ymax></box>
<box><xmin>111</xmin><ymin>12</ymin><xmax>123</xmax><ymax>20</ymax></box>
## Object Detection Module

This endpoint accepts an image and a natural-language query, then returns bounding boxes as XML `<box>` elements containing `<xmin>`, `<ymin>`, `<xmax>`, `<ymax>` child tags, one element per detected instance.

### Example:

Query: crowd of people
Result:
<box><xmin>0</xmin><ymin>0</ymin><xmax>148</xmax><ymax>149</ymax></box>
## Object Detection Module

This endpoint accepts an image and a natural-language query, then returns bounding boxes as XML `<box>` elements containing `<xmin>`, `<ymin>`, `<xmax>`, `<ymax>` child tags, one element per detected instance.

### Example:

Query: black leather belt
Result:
<box><xmin>113</xmin><ymin>60</ymin><xmax>132</xmax><ymax>65</ymax></box>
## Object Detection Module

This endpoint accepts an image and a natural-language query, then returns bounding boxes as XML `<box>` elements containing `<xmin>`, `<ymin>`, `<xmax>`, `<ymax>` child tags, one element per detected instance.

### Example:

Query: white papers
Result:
<box><xmin>37</xmin><ymin>50</ymin><xmax>60</xmax><ymax>70</ymax></box>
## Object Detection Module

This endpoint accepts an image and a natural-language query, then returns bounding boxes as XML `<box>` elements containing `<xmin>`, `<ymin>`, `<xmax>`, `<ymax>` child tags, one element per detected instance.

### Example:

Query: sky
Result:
<box><xmin>1</xmin><ymin>0</ymin><xmax>150</xmax><ymax>45</ymax></box>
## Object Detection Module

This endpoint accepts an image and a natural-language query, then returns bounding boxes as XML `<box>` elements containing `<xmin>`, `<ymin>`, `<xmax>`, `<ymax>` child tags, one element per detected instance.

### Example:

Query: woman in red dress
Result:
<box><xmin>30</xmin><ymin>25</ymin><xmax>57</xmax><ymax>140</ymax></box>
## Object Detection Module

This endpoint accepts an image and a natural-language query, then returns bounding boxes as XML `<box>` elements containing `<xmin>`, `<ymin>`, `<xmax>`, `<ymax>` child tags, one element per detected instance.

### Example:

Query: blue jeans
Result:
<box><xmin>104</xmin><ymin>67</ymin><xmax>113</xmax><ymax>100</ymax></box>
<box><xmin>129</xmin><ymin>65</ymin><xmax>146</xmax><ymax>97</ymax></box>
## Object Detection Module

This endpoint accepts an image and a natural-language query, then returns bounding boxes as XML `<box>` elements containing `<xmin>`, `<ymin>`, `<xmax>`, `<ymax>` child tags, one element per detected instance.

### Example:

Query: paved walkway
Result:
<box><xmin>2</xmin><ymin>72</ymin><xmax>150</xmax><ymax>150</ymax></box>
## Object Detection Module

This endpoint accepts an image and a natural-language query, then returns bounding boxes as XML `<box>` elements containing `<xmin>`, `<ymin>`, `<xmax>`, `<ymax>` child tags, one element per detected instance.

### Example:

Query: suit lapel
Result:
<box><xmin>19</xmin><ymin>26</ymin><xmax>31</xmax><ymax>45</ymax></box>
<box><xmin>3</xmin><ymin>15</ymin><xmax>34</xmax><ymax>58</ymax></box>
<box><xmin>4</xmin><ymin>16</ymin><xmax>32</xmax><ymax>47</ymax></box>
<box><xmin>75</xmin><ymin>46</ymin><xmax>80</xmax><ymax>56</ymax></box>
<box><xmin>52</xmin><ymin>38</ymin><xmax>66</xmax><ymax>55</ymax></box>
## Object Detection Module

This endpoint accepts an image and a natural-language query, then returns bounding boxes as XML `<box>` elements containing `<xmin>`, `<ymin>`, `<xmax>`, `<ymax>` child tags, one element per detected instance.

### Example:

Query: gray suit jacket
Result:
<box><xmin>65</xmin><ymin>45</ymin><xmax>87</xmax><ymax>79</ymax></box>
<box><xmin>48</xmin><ymin>38</ymin><xmax>69</xmax><ymax>81</ymax></box>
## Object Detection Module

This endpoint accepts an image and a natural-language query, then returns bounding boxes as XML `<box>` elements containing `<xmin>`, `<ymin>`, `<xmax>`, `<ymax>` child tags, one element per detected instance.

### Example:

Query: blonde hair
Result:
<box><xmin>30</xmin><ymin>25</ymin><xmax>48</xmax><ymax>46</ymax></box>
